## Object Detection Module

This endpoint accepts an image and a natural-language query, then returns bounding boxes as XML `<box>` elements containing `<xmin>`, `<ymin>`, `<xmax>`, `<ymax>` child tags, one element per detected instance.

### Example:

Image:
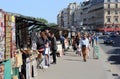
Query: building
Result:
<box><xmin>57</xmin><ymin>2</ymin><xmax>80</xmax><ymax>31</ymax></box>
<box><xmin>88</xmin><ymin>0</ymin><xmax>104</xmax><ymax>30</ymax></box>
<box><xmin>57</xmin><ymin>0</ymin><xmax>120</xmax><ymax>32</ymax></box>
<box><xmin>57</xmin><ymin>11</ymin><xmax>62</xmax><ymax>27</ymax></box>
<box><xmin>103</xmin><ymin>0</ymin><xmax>120</xmax><ymax>31</ymax></box>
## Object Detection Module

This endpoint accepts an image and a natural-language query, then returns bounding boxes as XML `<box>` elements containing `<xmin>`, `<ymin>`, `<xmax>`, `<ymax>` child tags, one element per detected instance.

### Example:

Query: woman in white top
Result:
<box><xmin>80</xmin><ymin>34</ymin><xmax>90</xmax><ymax>62</ymax></box>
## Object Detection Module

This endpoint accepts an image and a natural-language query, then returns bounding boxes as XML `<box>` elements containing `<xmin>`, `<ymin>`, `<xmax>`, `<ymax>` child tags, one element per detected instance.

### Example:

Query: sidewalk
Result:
<box><xmin>33</xmin><ymin>46</ymin><xmax>110</xmax><ymax>79</ymax></box>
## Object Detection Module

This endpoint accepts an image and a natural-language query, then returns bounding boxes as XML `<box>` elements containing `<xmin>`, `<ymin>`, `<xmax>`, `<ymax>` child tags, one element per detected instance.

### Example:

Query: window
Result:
<box><xmin>107</xmin><ymin>18</ymin><xmax>111</xmax><ymax>22</ymax></box>
<box><xmin>108</xmin><ymin>11</ymin><xmax>110</xmax><ymax>15</ymax></box>
<box><xmin>115</xmin><ymin>0</ymin><xmax>118</xmax><ymax>2</ymax></box>
<box><xmin>108</xmin><ymin>4</ymin><xmax>110</xmax><ymax>8</ymax></box>
<box><xmin>107</xmin><ymin>0</ymin><xmax>110</xmax><ymax>2</ymax></box>
<box><xmin>115</xmin><ymin>4</ymin><xmax>118</xmax><ymax>8</ymax></box>
<box><xmin>115</xmin><ymin>10</ymin><xmax>118</xmax><ymax>14</ymax></box>
<box><xmin>115</xmin><ymin>17</ymin><xmax>118</xmax><ymax>22</ymax></box>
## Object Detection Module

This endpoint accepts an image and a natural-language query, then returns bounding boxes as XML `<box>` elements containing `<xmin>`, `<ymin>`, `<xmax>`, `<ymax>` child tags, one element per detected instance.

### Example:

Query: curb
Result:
<box><xmin>98</xmin><ymin>44</ymin><xmax>114</xmax><ymax>79</ymax></box>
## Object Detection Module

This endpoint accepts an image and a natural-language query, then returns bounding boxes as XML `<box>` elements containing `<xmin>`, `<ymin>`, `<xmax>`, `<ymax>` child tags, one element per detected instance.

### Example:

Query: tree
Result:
<box><xmin>37</xmin><ymin>18</ymin><xmax>48</xmax><ymax>24</ymax></box>
<box><xmin>48</xmin><ymin>23</ymin><xmax>57</xmax><ymax>27</ymax></box>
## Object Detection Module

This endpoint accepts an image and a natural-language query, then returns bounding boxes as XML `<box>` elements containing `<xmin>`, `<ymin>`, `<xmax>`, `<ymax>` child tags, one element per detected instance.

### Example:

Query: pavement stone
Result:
<box><xmin>33</xmin><ymin>46</ymin><xmax>110</xmax><ymax>79</ymax></box>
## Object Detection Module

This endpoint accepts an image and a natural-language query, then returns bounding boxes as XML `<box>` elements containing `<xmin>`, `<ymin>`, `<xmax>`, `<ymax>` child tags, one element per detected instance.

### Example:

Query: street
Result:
<box><xmin>99</xmin><ymin>36</ymin><xmax>120</xmax><ymax>79</ymax></box>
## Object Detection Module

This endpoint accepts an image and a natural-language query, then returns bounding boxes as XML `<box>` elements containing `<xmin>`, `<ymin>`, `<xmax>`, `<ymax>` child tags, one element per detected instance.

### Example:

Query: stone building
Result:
<box><xmin>57</xmin><ymin>0</ymin><xmax>120</xmax><ymax>32</ymax></box>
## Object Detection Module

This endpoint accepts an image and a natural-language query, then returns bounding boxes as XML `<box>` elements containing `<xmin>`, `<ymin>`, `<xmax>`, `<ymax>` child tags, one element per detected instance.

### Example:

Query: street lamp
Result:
<box><xmin>104</xmin><ymin>23</ymin><xmax>106</xmax><ymax>32</ymax></box>
<box><xmin>112</xmin><ymin>23</ymin><xmax>115</xmax><ymax>32</ymax></box>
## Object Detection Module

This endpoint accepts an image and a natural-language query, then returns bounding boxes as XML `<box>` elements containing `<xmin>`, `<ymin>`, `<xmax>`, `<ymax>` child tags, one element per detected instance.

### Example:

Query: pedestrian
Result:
<box><xmin>72</xmin><ymin>36</ymin><xmax>77</xmax><ymax>51</ymax></box>
<box><xmin>91</xmin><ymin>33</ymin><xmax>95</xmax><ymax>47</ymax></box>
<box><xmin>95</xmin><ymin>34</ymin><xmax>99</xmax><ymax>45</ymax></box>
<box><xmin>76</xmin><ymin>32</ymin><xmax>81</xmax><ymax>55</ymax></box>
<box><xmin>42</xmin><ymin>32</ymin><xmax>50</xmax><ymax>67</ymax></box>
<box><xmin>64</xmin><ymin>35</ymin><xmax>69</xmax><ymax>51</ymax></box>
<box><xmin>60</xmin><ymin>34</ymin><xmax>65</xmax><ymax>55</ymax></box>
<box><xmin>50</xmin><ymin>33</ymin><xmax>58</xmax><ymax>64</ymax></box>
<box><xmin>36</xmin><ymin>31</ymin><xmax>45</xmax><ymax>68</ymax></box>
<box><xmin>44</xmin><ymin>29</ymin><xmax>51</xmax><ymax>66</ymax></box>
<box><xmin>80</xmin><ymin>33</ymin><xmax>90</xmax><ymax>62</ymax></box>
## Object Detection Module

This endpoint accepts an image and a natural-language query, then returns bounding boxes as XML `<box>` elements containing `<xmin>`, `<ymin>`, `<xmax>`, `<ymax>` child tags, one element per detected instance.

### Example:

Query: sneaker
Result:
<box><xmin>43</xmin><ymin>66</ymin><xmax>48</xmax><ymax>68</ymax></box>
<box><xmin>51</xmin><ymin>62</ymin><xmax>56</xmax><ymax>64</ymax></box>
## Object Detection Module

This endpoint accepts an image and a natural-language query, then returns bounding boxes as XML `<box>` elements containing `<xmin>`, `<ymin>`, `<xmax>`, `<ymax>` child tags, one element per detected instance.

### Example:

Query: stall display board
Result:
<box><xmin>5</xmin><ymin>14</ymin><xmax>12</xmax><ymax>60</ymax></box>
<box><xmin>0</xmin><ymin>11</ymin><xmax>5</xmax><ymax>62</ymax></box>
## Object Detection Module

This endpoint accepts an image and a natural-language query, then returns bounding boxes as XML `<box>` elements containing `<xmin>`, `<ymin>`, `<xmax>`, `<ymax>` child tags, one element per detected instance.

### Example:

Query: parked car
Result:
<box><xmin>103</xmin><ymin>32</ymin><xmax>111</xmax><ymax>35</ymax></box>
<box><xmin>104</xmin><ymin>36</ymin><xmax>114</xmax><ymax>44</ymax></box>
<box><xmin>110</xmin><ymin>32</ymin><xmax>117</xmax><ymax>37</ymax></box>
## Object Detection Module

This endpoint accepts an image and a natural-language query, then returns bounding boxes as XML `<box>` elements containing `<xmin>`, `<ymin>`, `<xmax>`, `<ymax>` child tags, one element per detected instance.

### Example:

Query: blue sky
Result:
<box><xmin>0</xmin><ymin>0</ymin><xmax>83</xmax><ymax>23</ymax></box>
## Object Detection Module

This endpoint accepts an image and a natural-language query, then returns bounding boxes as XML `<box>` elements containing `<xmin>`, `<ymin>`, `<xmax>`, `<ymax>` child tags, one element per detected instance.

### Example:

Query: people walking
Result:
<box><xmin>75</xmin><ymin>32</ymin><xmax>81</xmax><ymax>55</ymax></box>
<box><xmin>95</xmin><ymin>34</ymin><xmax>99</xmax><ymax>45</ymax></box>
<box><xmin>80</xmin><ymin>33</ymin><xmax>90</xmax><ymax>62</ymax></box>
<box><xmin>42</xmin><ymin>32</ymin><xmax>50</xmax><ymax>67</ymax></box>
<box><xmin>91</xmin><ymin>33</ymin><xmax>95</xmax><ymax>47</ymax></box>
<box><xmin>50</xmin><ymin>33</ymin><xmax>58</xmax><ymax>64</ymax></box>
<box><xmin>36</xmin><ymin>31</ymin><xmax>45</xmax><ymax>68</ymax></box>
<box><xmin>60</xmin><ymin>34</ymin><xmax>65</xmax><ymax>55</ymax></box>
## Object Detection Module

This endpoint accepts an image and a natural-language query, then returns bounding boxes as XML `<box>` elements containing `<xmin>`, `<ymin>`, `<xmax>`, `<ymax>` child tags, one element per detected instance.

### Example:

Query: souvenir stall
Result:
<box><xmin>15</xmin><ymin>20</ymin><xmax>34</xmax><ymax>79</ymax></box>
<box><xmin>0</xmin><ymin>10</ymin><xmax>12</xmax><ymax>79</ymax></box>
<box><xmin>0</xmin><ymin>10</ymin><xmax>5</xmax><ymax>78</ymax></box>
<box><xmin>0</xmin><ymin>9</ymin><xmax>47</xmax><ymax>79</ymax></box>
<box><xmin>14</xmin><ymin>15</ymin><xmax>46</xmax><ymax>79</ymax></box>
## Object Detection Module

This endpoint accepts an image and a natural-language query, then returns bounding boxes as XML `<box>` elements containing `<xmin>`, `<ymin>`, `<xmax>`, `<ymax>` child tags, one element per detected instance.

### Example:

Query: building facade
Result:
<box><xmin>57</xmin><ymin>0</ymin><xmax>120</xmax><ymax>32</ymax></box>
<box><xmin>104</xmin><ymin>0</ymin><xmax>120</xmax><ymax>31</ymax></box>
<box><xmin>57</xmin><ymin>2</ymin><xmax>80</xmax><ymax>31</ymax></box>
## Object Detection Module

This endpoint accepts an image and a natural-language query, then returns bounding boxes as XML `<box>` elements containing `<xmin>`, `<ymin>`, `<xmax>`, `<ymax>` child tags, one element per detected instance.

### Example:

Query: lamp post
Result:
<box><xmin>104</xmin><ymin>23</ymin><xmax>106</xmax><ymax>32</ymax></box>
<box><xmin>112</xmin><ymin>23</ymin><xmax>115</xmax><ymax>32</ymax></box>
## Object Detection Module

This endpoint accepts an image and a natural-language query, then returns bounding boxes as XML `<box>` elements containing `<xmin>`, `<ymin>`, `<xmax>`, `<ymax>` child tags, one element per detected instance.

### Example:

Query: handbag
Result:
<box><xmin>38</xmin><ymin>48</ymin><xmax>44</xmax><ymax>52</ymax></box>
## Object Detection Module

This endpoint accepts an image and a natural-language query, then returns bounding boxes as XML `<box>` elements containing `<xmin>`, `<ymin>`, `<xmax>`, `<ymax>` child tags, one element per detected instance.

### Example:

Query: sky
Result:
<box><xmin>0</xmin><ymin>0</ymin><xmax>83</xmax><ymax>23</ymax></box>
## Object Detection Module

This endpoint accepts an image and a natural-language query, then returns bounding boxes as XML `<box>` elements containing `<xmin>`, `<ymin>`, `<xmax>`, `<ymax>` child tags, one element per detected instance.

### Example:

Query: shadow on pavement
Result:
<box><xmin>107</xmin><ymin>49</ymin><xmax>120</xmax><ymax>64</ymax></box>
<box><xmin>108</xmin><ymin>55</ymin><xmax>120</xmax><ymax>64</ymax></box>
<box><xmin>64</xmin><ymin>53</ymin><xmax>78</xmax><ymax>57</ymax></box>
<box><xmin>106</xmin><ymin>49</ymin><xmax>120</xmax><ymax>54</ymax></box>
<box><xmin>64</xmin><ymin>59</ymin><xmax>81</xmax><ymax>62</ymax></box>
<box><xmin>111</xmin><ymin>36</ymin><xmax>120</xmax><ymax>47</ymax></box>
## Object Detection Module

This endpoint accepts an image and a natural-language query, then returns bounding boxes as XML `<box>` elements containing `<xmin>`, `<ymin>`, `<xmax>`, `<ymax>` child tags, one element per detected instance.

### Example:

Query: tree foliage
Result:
<box><xmin>37</xmin><ymin>18</ymin><xmax>48</xmax><ymax>24</ymax></box>
<box><xmin>37</xmin><ymin>17</ymin><xmax>57</xmax><ymax>27</ymax></box>
<box><xmin>48</xmin><ymin>23</ymin><xmax>57</xmax><ymax>27</ymax></box>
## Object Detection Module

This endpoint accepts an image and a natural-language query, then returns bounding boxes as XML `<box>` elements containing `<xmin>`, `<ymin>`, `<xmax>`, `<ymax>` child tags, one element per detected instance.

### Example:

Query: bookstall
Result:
<box><xmin>0</xmin><ymin>9</ymin><xmax>47</xmax><ymax>79</ymax></box>
<box><xmin>12</xmin><ymin>13</ymin><xmax>46</xmax><ymax>79</ymax></box>
<box><xmin>0</xmin><ymin>9</ymin><xmax>13</xmax><ymax>79</ymax></box>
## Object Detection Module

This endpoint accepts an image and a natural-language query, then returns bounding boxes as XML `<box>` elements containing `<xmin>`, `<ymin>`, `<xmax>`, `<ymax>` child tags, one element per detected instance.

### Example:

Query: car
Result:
<box><xmin>104</xmin><ymin>32</ymin><xmax>111</xmax><ymax>35</ymax></box>
<box><xmin>104</xmin><ymin>36</ymin><xmax>114</xmax><ymax>44</ymax></box>
<box><xmin>110</xmin><ymin>32</ymin><xmax>117</xmax><ymax>37</ymax></box>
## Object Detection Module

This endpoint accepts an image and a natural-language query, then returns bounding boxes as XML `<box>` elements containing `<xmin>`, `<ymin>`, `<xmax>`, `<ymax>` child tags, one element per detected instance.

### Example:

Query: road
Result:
<box><xmin>99</xmin><ymin>36</ymin><xmax>120</xmax><ymax>79</ymax></box>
